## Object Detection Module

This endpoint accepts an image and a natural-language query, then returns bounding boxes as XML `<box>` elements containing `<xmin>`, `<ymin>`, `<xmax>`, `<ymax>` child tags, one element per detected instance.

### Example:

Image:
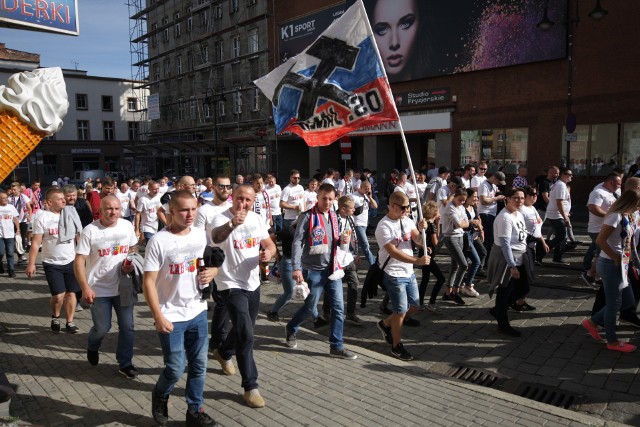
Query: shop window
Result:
<box><xmin>460</xmin><ymin>128</ymin><xmax>528</xmax><ymax>174</ymax></box>
<box><xmin>562</xmin><ymin>123</ymin><xmax>621</xmax><ymax>177</ymax></box>
<box><xmin>622</xmin><ymin>122</ymin><xmax>640</xmax><ymax>174</ymax></box>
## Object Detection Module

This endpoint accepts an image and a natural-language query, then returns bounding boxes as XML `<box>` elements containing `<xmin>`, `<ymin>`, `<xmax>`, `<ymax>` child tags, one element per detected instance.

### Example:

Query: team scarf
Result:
<box><xmin>621</xmin><ymin>213</ymin><xmax>634</xmax><ymax>289</ymax></box>
<box><xmin>308</xmin><ymin>205</ymin><xmax>342</xmax><ymax>278</ymax></box>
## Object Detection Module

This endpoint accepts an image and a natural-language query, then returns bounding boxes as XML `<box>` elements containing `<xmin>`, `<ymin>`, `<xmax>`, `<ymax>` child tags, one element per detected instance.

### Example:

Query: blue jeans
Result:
<box><xmin>88</xmin><ymin>296</ymin><xmax>135</xmax><ymax>368</ymax></box>
<box><xmin>287</xmin><ymin>268</ymin><xmax>345</xmax><ymax>350</ymax></box>
<box><xmin>0</xmin><ymin>237</ymin><xmax>15</xmax><ymax>272</ymax></box>
<box><xmin>582</xmin><ymin>232</ymin><xmax>600</xmax><ymax>271</ymax></box>
<box><xmin>355</xmin><ymin>226</ymin><xmax>376</xmax><ymax>266</ymax></box>
<box><xmin>155</xmin><ymin>310</ymin><xmax>208</xmax><ymax>411</ymax></box>
<box><xmin>270</xmin><ymin>257</ymin><xmax>295</xmax><ymax>314</ymax></box>
<box><xmin>464</xmin><ymin>233</ymin><xmax>481</xmax><ymax>285</ymax></box>
<box><xmin>219</xmin><ymin>287</ymin><xmax>260</xmax><ymax>391</ymax></box>
<box><xmin>272</xmin><ymin>214</ymin><xmax>283</xmax><ymax>233</ymax></box>
<box><xmin>592</xmin><ymin>257</ymin><xmax>636</xmax><ymax>343</ymax></box>
<box><xmin>547</xmin><ymin>218</ymin><xmax>567</xmax><ymax>261</ymax></box>
<box><xmin>143</xmin><ymin>231</ymin><xmax>155</xmax><ymax>242</ymax></box>
<box><xmin>383</xmin><ymin>273</ymin><xmax>419</xmax><ymax>313</ymax></box>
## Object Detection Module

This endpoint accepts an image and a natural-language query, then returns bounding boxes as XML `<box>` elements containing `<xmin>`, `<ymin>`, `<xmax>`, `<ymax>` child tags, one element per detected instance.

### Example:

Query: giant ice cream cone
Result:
<box><xmin>0</xmin><ymin>67</ymin><xmax>68</xmax><ymax>182</ymax></box>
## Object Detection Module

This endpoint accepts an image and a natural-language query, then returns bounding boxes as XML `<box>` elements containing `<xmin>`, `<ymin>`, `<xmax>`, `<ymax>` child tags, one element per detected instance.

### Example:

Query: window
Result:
<box><xmin>201</xmin><ymin>45</ymin><xmax>209</xmax><ymax>64</ymax></box>
<box><xmin>162</xmin><ymin>17</ymin><xmax>169</xmax><ymax>42</ymax></box>
<box><xmin>204</xmin><ymin>103</ymin><xmax>211</xmax><ymax>119</ymax></box>
<box><xmin>176</xmin><ymin>55</ymin><xmax>182</xmax><ymax>74</ymax></box>
<box><xmin>190</xmin><ymin>100</ymin><xmax>197</xmax><ymax>120</ymax></box>
<box><xmin>230</xmin><ymin>0</ymin><xmax>239</xmax><ymax>14</ymax></box>
<box><xmin>153</xmin><ymin>63</ymin><xmax>160</xmax><ymax>81</ymax></box>
<box><xmin>102</xmin><ymin>95</ymin><xmax>113</xmax><ymax>112</ymax></box>
<box><xmin>77</xmin><ymin>120</ymin><xmax>90</xmax><ymax>140</ymax></box>
<box><xmin>249</xmin><ymin>58</ymin><xmax>259</xmax><ymax>80</ymax></box>
<box><xmin>151</xmin><ymin>23</ymin><xmax>158</xmax><ymax>46</ymax></box>
<box><xmin>128</xmin><ymin>122</ymin><xmax>139</xmax><ymax>140</ymax></box>
<box><xmin>187</xmin><ymin>16</ymin><xmax>192</xmax><ymax>33</ymax></box>
<box><xmin>76</xmin><ymin>93</ymin><xmax>88</xmax><ymax>110</ymax></box>
<box><xmin>187</xmin><ymin>51</ymin><xmax>194</xmax><ymax>71</ymax></box>
<box><xmin>622</xmin><ymin>123</ymin><xmax>640</xmax><ymax>174</ymax></box>
<box><xmin>215</xmin><ymin>41</ymin><xmax>224</xmax><ymax>62</ymax></box>
<box><xmin>200</xmin><ymin>10</ymin><xmax>208</xmax><ymax>28</ymax></box>
<box><xmin>103</xmin><ymin>121</ymin><xmax>115</xmax><ymax>141</ymax></box>
<box><xmin>233</xmin><ymin>90</ymin><xmax>242</xmax><ymax>114</ymax></box>
<box><xmin>233</xmin><ymin>35</ymin><xmax>240</xmax><ymax>58</ymax></box>
<box><xmin>127</xmin><ymin>97</ymin><xmax>138</xmax><ymax>112</ymax></box>
<box><xmin>252</xmin><ymin>87</ymin><xmax>260</xmax><ymax>111</ymax></box>
<box><xmin>174</xmin><ymin>13</ymin><xmax>181</xmax><ymax>37</ymax></box>
<box><xmin>218</xmin><ymin>99</ymin><xmax>226</xmax><ymax>117</ymax></box>
<box><xmin>562</xmin><ymin>123</ymin><xmax>621</xmax><ymax>177</ymax></box>
<box><xmin>178</xmin><ymin>100</ymin><xmax>185</xmax><ymax>121</ymax></box>
<box><xmin>214</xmin><ymin>4</ymin><xmax>222</xmax><ymax>19</ymax></box>
<box><xmin>460</xmin><ymin>128</ymin><xmax>528</xmax><ymax>174</ymax></box>
<box><xmin>248</xmin><ymin>28</ymin><xmax>258</xmax><ymax>53</ymax></box>
<box><xmin>164</xmin><ymin>59</ymin><xmax>171</xmax><ymax>78</ymax></box>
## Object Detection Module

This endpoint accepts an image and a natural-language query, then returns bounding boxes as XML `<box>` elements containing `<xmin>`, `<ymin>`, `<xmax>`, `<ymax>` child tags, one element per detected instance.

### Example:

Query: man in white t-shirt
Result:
<box><xmin>303</xmin><ymin>179</ymin><xmax>319</xmax><ymax>212</ymax></box>
<box><xmin>460</xmin><ymin>164</ymin><xmax>476</xmax><ymax>189</ymax></box>
<box><xmin>74</xmin><ymin>196</ymin><xmax>139</xmax><ymax>378</ymax></box>
<box><xmin>251</xmin><ymin>173</ymin><xmax>272</xmax><ymax>229</ymax></box>
<box><xmin>280</xmin><ymin>169</ymin><xmax>305</xmax><ymax>229</ymax></box>
<box><xmin>375</xmin><ymin>191</ymin><xmax>429</xmax><ymax>361</ymax></box>
<box><xmin>428</xmin><ymin>166</ymin><xmax>449</xmax><ymax>202</ymax></box>
<box><xmin>265</xmin><ymin>173</ymin><xmax>283</xmax><ymax>232</ymax></box>
<box><xmin>0</xmin><ymin>191</ymin><xmax>20</xmax><ymax>277</ymax></box>
<box><xmin>582</xmin><ymin>173</ymin><xmax>620</xmax><ymax>284</ymax></box>
<box><xmin>210</xmin><ymin>185</ymin><xmax>275</xmax><ymax>409</ymax></box>
<box><xmin>478</xmin><ymin>172</ymin><xmax>506</xmax><ymax>258</ymax></box>
<box><xmin>143</xmin><ymin>191</ymin><xmax>218</xmax><ymax>427</ymax></box>
<box><xmin>343</xmin><ymin>169</ymin><xmax>355</xmax><ymax>196</ymax></box>
<box><xmin>349</xmin><ymin>180</ymin><xmax>377</xmax><ymax>266</ymax></box>
<box><xmin>545</xmin><ymin>167</ymin><xmax>573</xmax><ymax>264</ymax></box>
<box><xmin>470</xmin><ymin>162</ymin><xmax>488</xmax><ymax>190</ymax></box>
<box><xmin>26</xmin><ymin>188</ymin><xmax>81</xmax><ymax>334</ymax></box>
<box><xmin>117</xmin><ymin>182</ymin><xmax>135</xmax><ymax>222</ymax></box>
<box><xmin>157</xmin><ymin>176</ymin><xmax>196</xmax><ymax>227</ymax></box>
<box><xmin>135</xmin><ymin>181</ymin><xmax>161</xmax><ymax>244</ymax></box>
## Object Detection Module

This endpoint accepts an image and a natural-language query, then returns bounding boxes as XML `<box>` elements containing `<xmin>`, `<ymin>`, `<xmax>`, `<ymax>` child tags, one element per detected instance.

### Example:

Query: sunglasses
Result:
<box><xmin>479</xmin><ymin>168</ymin><xmax>487</xmax><ymax>171</ymax></box>
<box><xmin>395</xmin><ymin>203</ymin><xmax>410</xmax><ymax>211</ymax></box>
<box><xmin>217</xmin><ymin>184</ymin><xmax>233</xmax><ymax>190</ymax></box>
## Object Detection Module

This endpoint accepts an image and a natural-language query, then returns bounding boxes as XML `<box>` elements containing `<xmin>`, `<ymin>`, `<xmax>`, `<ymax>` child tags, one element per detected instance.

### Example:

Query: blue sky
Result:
<box><xmin>0</xmin><ymin>2</ymin><xmax>133</xmax><ymax>79</ymax></box>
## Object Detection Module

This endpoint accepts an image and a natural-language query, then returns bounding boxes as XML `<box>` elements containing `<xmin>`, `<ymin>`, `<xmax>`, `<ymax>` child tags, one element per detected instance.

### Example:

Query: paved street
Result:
<box><xmin>0</xmin><ymin>221</ymin><xmax>638</xmax><ymax>426</ymax></box>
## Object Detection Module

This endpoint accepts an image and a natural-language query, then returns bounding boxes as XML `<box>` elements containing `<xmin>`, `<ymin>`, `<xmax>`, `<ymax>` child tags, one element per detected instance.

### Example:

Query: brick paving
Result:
<box><xmin>0</xmin><ymin>221</ymin><xmax>635</xmax><ymax>426</ymax></box>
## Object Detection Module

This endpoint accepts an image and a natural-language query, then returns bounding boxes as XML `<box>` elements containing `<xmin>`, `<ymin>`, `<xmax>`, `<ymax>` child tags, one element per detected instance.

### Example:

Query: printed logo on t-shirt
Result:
<box><xmin>169</xmin><ymin>257</ymin><xmax>197</xmax><ymax>275</ymax></box>
<box><xmin>233</xmin><ymin>234</ymin><xmax>261</xmax><ymax>249</ymax></box>
<box><xmin>1</xmin><ymin>214</ymin><xmax>13</xmax><ymax>220</ymax></box>
<box><xmin>97</xmin><ymin>244</ymin><xmax>131</xmax><ymax>257</ymax></box>
<box><xmin>48</xmin><ymin>227</ymin><xmax>59</xmax><ymax>236</ymax></box>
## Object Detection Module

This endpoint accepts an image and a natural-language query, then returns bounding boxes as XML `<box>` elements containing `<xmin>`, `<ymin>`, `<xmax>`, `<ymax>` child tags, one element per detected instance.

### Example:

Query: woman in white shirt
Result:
<box><xmin>441</xmin><ymin>187</ymin><xmax>469</xmax><ymax>305</ymax></box>
<box><xmin>582</xmin><ymin>189</ymin><xmax>640</xmax><ymax>353</ymax></box>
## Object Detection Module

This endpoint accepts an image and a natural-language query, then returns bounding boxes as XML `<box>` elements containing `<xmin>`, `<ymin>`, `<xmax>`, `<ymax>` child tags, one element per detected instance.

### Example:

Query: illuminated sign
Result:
<box><xmin>0</xmin><ymin>0</ymin><xmax>79</xmax><ymax>36</ymax></box>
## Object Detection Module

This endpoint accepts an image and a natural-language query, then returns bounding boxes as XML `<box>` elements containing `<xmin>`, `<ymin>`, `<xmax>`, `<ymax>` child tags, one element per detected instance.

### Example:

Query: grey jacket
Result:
<box><xmin>118</xmin><ymin>252</ymin><xmax>144</xmax><ymax>307</ymax></box>
<box><xmin>291</xmin><ymin>209</ymin><xmax>336</xmax><ymax>272</ymax></box>
<box><xmin>58</xmin><ymin>206</ymin><xmax>82</xmax><ymax>244</ymax></box>
<box><xmin>487</xmin><ymin>244</ymin><xmax>535</xmax><ymax>298</ymax></box>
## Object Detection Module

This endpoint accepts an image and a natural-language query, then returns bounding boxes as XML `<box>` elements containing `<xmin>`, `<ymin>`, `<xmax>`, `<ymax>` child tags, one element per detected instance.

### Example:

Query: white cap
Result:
<box><xmin>51</xmin><ymin>181</ymin><xmax>58</xmax><ymax>186</ymax></box>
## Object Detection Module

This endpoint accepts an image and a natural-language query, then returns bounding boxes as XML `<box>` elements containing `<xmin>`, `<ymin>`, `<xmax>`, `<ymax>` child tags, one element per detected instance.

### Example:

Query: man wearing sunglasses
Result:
<box><xmin>470</xmin><ymin>162</ymin><xmax>488</xmax><ymax>191</ymax></box>
<box><xmin>280</xmin><ymin>169</ymin><xmax>305</xmax><ymax>230</ymax></box>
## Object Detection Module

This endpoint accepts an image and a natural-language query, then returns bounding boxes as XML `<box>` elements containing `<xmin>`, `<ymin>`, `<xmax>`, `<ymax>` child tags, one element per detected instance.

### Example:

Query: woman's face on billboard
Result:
<box><xmin>372</xmin><ymin>0</ymin><xmax>419</xmax><ymax>78</ymax></box>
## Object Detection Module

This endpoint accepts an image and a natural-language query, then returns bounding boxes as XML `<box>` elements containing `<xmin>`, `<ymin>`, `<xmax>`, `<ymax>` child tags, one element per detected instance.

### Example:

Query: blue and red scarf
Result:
<box><xmin>308</xmin><ymin>206</ymin><xmax>341</xmax><ymax>276</ymax></box>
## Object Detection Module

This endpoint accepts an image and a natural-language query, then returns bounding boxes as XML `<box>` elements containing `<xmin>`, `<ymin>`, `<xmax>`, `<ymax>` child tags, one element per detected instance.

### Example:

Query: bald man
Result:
<box><xmin>74</xmin><ymin>195</ymin><xmax>140</xmax><ymax>378</ymax></box>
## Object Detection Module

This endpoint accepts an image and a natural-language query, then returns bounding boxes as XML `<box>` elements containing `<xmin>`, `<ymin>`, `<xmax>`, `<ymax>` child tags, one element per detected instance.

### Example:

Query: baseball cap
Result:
<box><xmin>494</xmin><ymin>171</ymin><xmax>507</xmax><ymax>185</ymax></box>
<box><xmin>51</xmin><ymin>181</ymin><xmax>59</xmax><ymax>187</ymax></box>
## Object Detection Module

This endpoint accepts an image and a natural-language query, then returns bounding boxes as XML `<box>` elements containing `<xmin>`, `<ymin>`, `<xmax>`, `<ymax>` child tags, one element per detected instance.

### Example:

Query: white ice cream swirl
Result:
<box><xmin>0</xmin><ymin>67</ymin><xmax>69</xmax><ymax>135</ymax></box>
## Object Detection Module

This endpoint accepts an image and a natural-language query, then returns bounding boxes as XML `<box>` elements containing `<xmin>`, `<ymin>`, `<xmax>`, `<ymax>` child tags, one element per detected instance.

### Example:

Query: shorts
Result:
<box><xmin>383</xmin><ymin>272</ymin><xmax>419</xmax><ymax>314</ymax></box>
<box><xmin>43</xmin><ymin>261</ymin><xmax>80</xmax><ymax>296</ymax></box>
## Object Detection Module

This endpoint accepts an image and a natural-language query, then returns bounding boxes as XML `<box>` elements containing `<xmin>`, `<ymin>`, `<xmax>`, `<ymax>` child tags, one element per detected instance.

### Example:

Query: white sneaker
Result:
<box><xmin>461</xmin><ymin>285</ymin><xmax>480</xmax><ymax>298</ymax></box>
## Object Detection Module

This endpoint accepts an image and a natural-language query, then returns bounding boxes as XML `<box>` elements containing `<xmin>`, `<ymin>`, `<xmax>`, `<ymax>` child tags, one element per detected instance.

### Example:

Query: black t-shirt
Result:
<box><xmin>276</xmin><ymin>227</ymin><xmax>294</xmax><ymax>259</ymax></box>
<box><xmin>535</xmin><ymin>177</ymin><xmax>553</xmax><ymax>210</ymax></box>
<box><xmin>74</xmin><ymin>198</ymin><xmax>93</xmax><ymax>228</ymax></box>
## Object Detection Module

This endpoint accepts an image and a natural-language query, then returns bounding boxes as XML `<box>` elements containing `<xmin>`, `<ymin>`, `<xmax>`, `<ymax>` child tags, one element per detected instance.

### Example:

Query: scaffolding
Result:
<box><xmin>127</xmin><ymin>0</ymin><xmax>150</xmax><ymax>154</ymax></box>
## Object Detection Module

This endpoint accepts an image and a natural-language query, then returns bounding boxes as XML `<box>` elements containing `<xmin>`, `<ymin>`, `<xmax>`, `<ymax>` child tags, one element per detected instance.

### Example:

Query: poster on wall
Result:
<box><xmin>346</xmin><ymin>0</ymin><xmax>567</xmax><ymax>83</ymax></box>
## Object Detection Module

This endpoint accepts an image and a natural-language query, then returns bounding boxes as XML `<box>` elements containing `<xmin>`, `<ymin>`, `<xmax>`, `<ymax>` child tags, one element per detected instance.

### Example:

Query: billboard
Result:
<box><xmin>340</xmin><ymin>0</ymin><xmax>568</xmax><ymax>83</ymax></box>
<box><xmin>0</xmin><ymin>0</ymin><xmax>79</xmax><ymax>35</ymax></box>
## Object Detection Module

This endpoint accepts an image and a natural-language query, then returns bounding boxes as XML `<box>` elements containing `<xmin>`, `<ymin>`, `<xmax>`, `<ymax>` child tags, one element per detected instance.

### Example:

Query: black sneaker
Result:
<box><xmin>376</xmin><ymin>320</ymin><xmax>392</xmax><ymax>345</ymax></box>
<box><xmin>442</xmin><ymin>293</ymin><xmax>454</xmax><ymax>303</ymax></box>
<box><xmin>452</xmin><ymin>294</ymin><xmax>465</xmax><ymax>305</ymax></box>
<box><xmin>314</xmin><ymin>316</ymin><xmax>329</xmax><ymax>328</ymax></box>
<box><xmin>391</xmin><ymin>343</ymin><xmax>413</xmax><ymax>361</ymax></box>
<box><xmin>510</xmin><ymin>303</ymin><xmax>527</xmax><ymax>312</ymax></box>
<box><xmin>65</xmin><ymin>323</ymin><xmax>79</xmax><ymax>334</ymax></box>
<box><xmin>51</xmin><ymin>317</ymin><xmax>61</xmax><ymax>334</ymax></box>
<box><xmin>285</xmin><ymin>326</ymin><xmax>297</xmax><ymax>349</ymax></box>
<box><xmin>552</xmin><ymin>259</ymin><xmax>570</xmax><ymax>266</ymax></box>
<box><xmin>8</xmin><ymin>270</ymin><xmax>15</xmax><ymax>278</ymax></box>
<box><xmin>152</xmin><ymin>388</ymin><xmax>169</xmax><ymax>426</ymax></box>
<box><xmin>402</xmin><ymin>317</ymin><xmax>420</xmax><ymax>327</ymax></box>
<box><xmin>87</xmin><ymin>349</ymin><xmax>99</xmax><ymax>366</ymax></box>
<box><xmin>520</xmin><ymin>302</ymin><xmax>536</xmax><ymax>311</ymax></box>
<box><xmin>0</xmin><ymin>264</ymin><xmax>4</xmax><ymax>274</ymax></box>
<box><xmin>266</xmin><ymin>312</ymin><xmax>280</xmax><ymax>322</ymax></box>
<box><xmin>346</xmin><ymin>313</ymin><xmax>362</xmax><ymax>324</ymax></box>
<box><xmin>186</xmin><ymin>408</ymin><xmax>217</xmax><ymax>427</ymax></box>
<box><xmin>580</xmin><ymin>272</ymin><xmax>597</xmax><ymax>288</ymax></box>
<box><xmin>119</xmin><ymin>365</ymin><xmax>139</xmax><ymax>379</ymax></box>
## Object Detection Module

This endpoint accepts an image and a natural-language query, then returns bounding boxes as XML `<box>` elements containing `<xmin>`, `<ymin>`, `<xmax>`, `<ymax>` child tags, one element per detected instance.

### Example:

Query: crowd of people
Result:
<box><xmin>3</xmin><ymin>160</ymin><xmax>640</xmax><ymax>426</ymax></box>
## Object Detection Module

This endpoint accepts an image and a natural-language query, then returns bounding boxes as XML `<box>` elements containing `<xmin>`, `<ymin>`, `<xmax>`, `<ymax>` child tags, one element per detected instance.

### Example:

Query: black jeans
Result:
<box><xmin>219</xmin><ymin>287</ymin><xmax>260</xmax><ymax>391</ymax></box>
<box><xmin>547</xmin><ymin>218</ymin><xmax>567</xmax><ymax>261</ymax></box>
<box><xmin>494</xmin><ymin>265</ymin><xmax>527</xmax><ymax>326</ymax></box>
<box><xmin>479</xmin><ymin>214</ymin><xmax>496</xmax><ymax>265</ymax></box>
<box><xmin>210</xmin><ymin>280</ymin><xmax>231</xmax><ymax>350</ymax></box>
<box><xmin>419</xmin><ymin>258</ymin><xmax>446</xmax><ymax>305</ymax></box>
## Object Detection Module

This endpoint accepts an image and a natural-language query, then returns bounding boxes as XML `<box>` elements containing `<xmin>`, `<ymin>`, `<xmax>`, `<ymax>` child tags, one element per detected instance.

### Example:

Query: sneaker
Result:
<box><xmin>329</xmin><ymin>347</ymin><xmax>357</xmax><ymax>360</ymax></box>
<box><xmin>552</xmin><ymin>259</ymin><xmax>570</xmax><ymax>266</ymax></box>
<box><xmin>314</xmin><ymin>317</ymin><xmax>329</xmax><ymax>328</ymax></box>
<box><xmin>152</xmin><ymin>388</ymin><xmax>169</xmax><ymax>426</ymax></box>
<box><xmin>452</xmin><ymin>293</ymin><xmax>465</xmax><ymax>305</ymax></box>
<box><xmin>0</xmin><ymin>264</ymin><xmax>4</xmax><ymax>274</ymax></box>
<box><xmin>65</xmin><ymin>322</ymin><xmax>79</xmax><ymax>334</ymax></box>
<box><xmin>346</xmin><ymin>313</ymin><xmax>362</xmax><ymax>324</ymax></box>
<box><xmin>461</xmin><ymin>285</ymin><xmax>480</xmax><ymax>297</ymax></box>
<box><xmin>442</xmin><ymin>293</ymin><xmax>454</xmax><ymax>303</ymax></box>
<box><xmin>376</xmin><ymin>320</ymin><xmax>393</xmax><ymax>345</ymax></box>
<box><xmin>497</xmin><ymin>324</ymin><xmax>522</xmax><ymax>337</ymax></box>
<box><xmin>424</xmin><ymin>303</ymin><xmax>442</xmax><ymax>314</ymax></box>
<box><xmin>285</xmin><ymin>326</ymin><xmax>297</xmax><ymax>349</ymax></box>
<box><xmin>619</xmin><ymin>314</ymin><xmax>640</xmax><ymax>329</ymax></box>
<box><xmin>186</xmin><ymin>408</ymin><xmax>217</xmax><ymax>426</ymax></box>
<box><xmin>243</xmin><ymin>389</ymin><xmax>266</xmax><ymax>408</ymax></box>
<box><xmin>606</xmin><ymin>341</ymin><xmax>637</xmax><ymax>353</ymax></box>
<box><xmin>581</xmin><ymin>318</ymin><xmax>604</xmax><ymax>342</ymax></box>
<box><xmin>87</xmin><ymin>349</ymin><xmax>99</xmax><ymax>366</ymax></box>
<box><xmin>119</xmin><ymin>365</ymin><xmax>139</xmax><ymax>379</ymax></box>
<box><xmin>511</xmin><ymin>302</ymin><xmax>536</xmax><ymax>312</ymax></box>
<box><xmin>266</xmin><ymin>312</ymin><xmax>279</xmax><ymax>322</ymax></box>
<box><xmin>580</xmin><ymin>272</ymin><xmax>597</xmax><ymax>288</ymax></box>
<box><xmin>8</xmin><ymin>271</ymin><xmax>15</xmax><ymax>278</ymax></box>
<box><xmin>212</xmin><ymin>349</ymin><xmax>236</xmax><ymax>376</ymax></box>
<box><xmin>51</xmin><ymin>317</ymin><xmax>61</xmax><ymax>334</ymax></box>
<box><xmin>391</xmin><ymin>343</ymin><xmax>413</xmax><ymax>361</ymax></box>
<box><xmin>402</xmin><ymin>317</ymin><xmax>420</xmax><ymax>327</ymax></box>
<box><xmin>20</xmin><ymin>254</ymin><xmax>27</xmax><ymax>262</ymax></box>
<box><xmin>76</xmin><ymin>303</ymin><xmax>84</xmax><ymax>312</ymax></box>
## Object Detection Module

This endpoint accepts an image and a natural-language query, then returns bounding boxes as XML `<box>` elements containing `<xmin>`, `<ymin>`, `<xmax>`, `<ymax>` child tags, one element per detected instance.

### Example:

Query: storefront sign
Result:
<box><xmin>71</xmin><ymin>148</ymin><xmax>100</xmax><ymax>154</ymax></box>
<box><xmin>394</xmin><ymin>88</ymin><xmax>450</xmax><ymax>107</ymax></box>
<box><xmin>147</xmin><ymin>93</ymin><xmax>160</xmax><ymax>120</ymax></box>
<box><xmin>0</xmin><ymin>0</ymin><xmax>79</xmax><ymax>35</ymax></box>
<box><xmin>349</xmin><ymin>112</ymin><xmax>451</xmax><ymax>136</ymax></box>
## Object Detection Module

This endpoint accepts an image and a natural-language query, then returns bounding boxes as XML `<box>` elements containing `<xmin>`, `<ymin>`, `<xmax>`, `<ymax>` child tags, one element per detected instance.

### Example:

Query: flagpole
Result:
<box><xmin>357</xmin><ymin>0</ymin><xmax>428</xmax><ymax>250</ymax></box>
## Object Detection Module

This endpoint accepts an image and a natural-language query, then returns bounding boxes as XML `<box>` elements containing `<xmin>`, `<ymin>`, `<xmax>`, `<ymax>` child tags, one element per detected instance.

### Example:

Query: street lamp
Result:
<box><xmin>204</xmin><ymin>88</ymin><xmax>226</xmax><ymax>175</ymax></box>
<box><xmin>537</xmin><ymin>0</ymin><xmax>608</xmax><ymax>168</ymax></box>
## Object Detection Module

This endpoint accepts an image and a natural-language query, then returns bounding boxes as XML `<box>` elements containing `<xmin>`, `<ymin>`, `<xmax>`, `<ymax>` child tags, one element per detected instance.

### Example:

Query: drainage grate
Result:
<box><xmin>515</xmin><ymin>382</ymin><xmax>583</xmax><ymax>409</ymax></box>
<box><xmin>444</xmin><ymin>365</ymin><xmax>504</xmax><ymax>388</ymax></box>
